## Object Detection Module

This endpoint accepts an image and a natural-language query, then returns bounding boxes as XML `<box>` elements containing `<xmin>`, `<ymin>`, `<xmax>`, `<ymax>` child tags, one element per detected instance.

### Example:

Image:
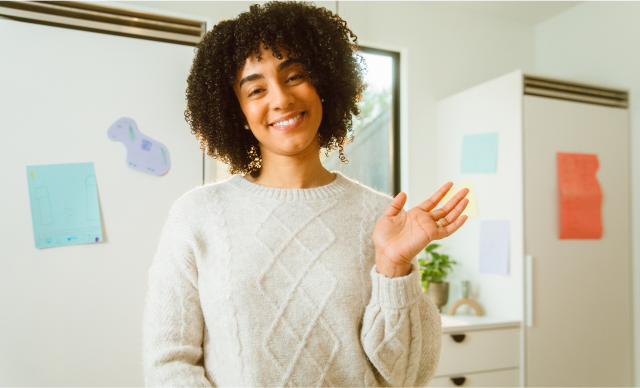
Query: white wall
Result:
<box><xmin>0</xmin><ymin>17</ymin><xmax>204</xmax><ymax>386</ymax></box>
<box><xmin>436</xmin><ymin>70</ymin><xmax>524</xmax><ymax>320</ymax></box>
<box><xmin>534</xmin><ymin>3</ymin><xmax>639</xmax><ymax>382</ymax></box>
<box><xmin>341</xmin><ymin>1</ymin><xmax>535</xmax><ymax>209</ymax></box>
<box><xmin>125</xmin><ymin>1</ymin><xmax>535</xmax><ymax>208</ymax></box>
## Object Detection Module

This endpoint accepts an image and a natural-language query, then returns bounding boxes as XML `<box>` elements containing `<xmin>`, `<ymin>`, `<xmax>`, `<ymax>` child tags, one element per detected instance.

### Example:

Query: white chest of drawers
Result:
<box><xmin>428</xmin><ymin>315</ymin><xmax>521</xmax><ymax>387</ymax></box>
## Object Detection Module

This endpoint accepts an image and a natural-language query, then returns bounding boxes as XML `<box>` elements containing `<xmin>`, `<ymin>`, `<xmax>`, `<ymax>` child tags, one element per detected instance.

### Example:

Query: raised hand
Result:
<box><xmin>372</xmin><ymin>183</ymin><xmax>469</xmax><ymax>278</ymax></box>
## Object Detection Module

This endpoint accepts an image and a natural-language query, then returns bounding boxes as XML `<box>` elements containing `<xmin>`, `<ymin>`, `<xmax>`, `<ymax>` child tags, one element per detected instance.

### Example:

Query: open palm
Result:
<box><xmin>372</xmin><ymin>183</ymin><xmax>469</xmax><ymax>278</ymax></box>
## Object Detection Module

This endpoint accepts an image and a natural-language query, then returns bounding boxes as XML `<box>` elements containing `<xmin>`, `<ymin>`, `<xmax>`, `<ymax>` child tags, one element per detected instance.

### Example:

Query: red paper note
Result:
<box><xmin>557</xmin><ymin>152</ymin><xmax>602</xmax><ymax>239</ymax></box>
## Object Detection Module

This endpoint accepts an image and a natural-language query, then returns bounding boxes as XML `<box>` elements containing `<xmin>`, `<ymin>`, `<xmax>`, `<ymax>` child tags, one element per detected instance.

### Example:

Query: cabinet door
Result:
<box><xmin>436</xmin><ymin>328</ymin><xmax>519</xmax><ymax>376</ymax></box>
<box><xmin>428</xmin><ymin>368</ymin><xmax>519</xmax><ymax>387</ymax></box>
<box><xmin>523</xmin><ymin>95</ymin><xmax>632</xmax><ymax>386</ymax></box>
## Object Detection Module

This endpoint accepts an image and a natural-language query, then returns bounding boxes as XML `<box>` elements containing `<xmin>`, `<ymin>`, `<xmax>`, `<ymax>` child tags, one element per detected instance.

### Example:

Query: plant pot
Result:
<box><xmin>427</xmin><ymin>282</ymin><xmax>449</xmax><ymax>311</ymax></box>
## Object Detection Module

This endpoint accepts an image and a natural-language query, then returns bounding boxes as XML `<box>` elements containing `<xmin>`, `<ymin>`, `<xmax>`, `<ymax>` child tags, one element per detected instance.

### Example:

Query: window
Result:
<box><xmin>321</xmin><ymin>47</ymin><xmax>400</xmax><ymax>196</ymax></box>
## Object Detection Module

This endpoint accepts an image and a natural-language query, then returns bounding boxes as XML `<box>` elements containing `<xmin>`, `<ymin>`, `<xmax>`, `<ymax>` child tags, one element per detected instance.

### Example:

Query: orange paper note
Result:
<box><xmin>557</xmin><ymin>152</ymin><xmax>602</xmax><ymax>239</ymax></box>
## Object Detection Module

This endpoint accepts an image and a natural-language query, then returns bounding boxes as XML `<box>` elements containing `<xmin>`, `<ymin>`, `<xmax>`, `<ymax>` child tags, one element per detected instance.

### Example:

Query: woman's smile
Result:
<box><xmin>269</xmin><ymin>111</ymin><xmax>305</xmax><ymax>131</ymax></box>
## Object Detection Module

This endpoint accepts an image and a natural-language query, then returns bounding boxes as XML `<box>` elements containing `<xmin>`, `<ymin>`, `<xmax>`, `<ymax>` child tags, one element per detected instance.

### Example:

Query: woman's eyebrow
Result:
<box><xmin>238</xmin><ymin>73</ymin><xmax>263</xmax><ymax>89</ymax></box>
<box><xmin>238</xmin><ymin>59</ymin><xmax>296</xmax><ymax>89</ymax></box>
<box><xmin>276</xmin><ymin>58</ymin><xmax>295</xmax><ymax>73</ymax></box>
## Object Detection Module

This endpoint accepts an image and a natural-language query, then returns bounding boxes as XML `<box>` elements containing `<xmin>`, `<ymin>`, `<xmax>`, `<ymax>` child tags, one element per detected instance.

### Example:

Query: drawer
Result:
<box><xmin>435</xmin><ymin>328</ymin><xmax>519</xmax><ymax>376</ymax></box>
<box><xmin>428</xmin><ymin>368</ymin><xmax>519</xmax><ymax>387</ymax></box>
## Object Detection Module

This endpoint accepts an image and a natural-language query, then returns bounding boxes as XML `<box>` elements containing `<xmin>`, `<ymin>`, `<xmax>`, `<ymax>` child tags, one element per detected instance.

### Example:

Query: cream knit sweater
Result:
<box><xmin>143</xmin><ymin>172</ymin><xmax>442</xmax><ymax>387</ymax></box>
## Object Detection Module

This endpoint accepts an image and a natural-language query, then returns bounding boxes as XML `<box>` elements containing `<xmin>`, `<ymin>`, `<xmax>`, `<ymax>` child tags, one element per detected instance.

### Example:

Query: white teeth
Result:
<box><xmin>273</xmin><ymin>113</ymin><xmax>302</xmax><ymax>126</ymax></box>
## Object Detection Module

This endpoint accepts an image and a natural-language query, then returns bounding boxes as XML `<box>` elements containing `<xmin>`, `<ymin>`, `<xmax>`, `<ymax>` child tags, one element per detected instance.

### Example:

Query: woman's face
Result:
<box><xmin>234</xmin><ymin>45</ymin><xmax>323</xmax><ymax>159</ymax></box>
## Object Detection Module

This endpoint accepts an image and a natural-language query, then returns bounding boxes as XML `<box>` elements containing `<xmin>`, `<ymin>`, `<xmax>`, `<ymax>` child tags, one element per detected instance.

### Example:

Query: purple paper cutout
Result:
<box><xmin>141</xmin><ymin>139</ymin><xmax>153</xmax><ymax>151</ymax></box>
<box><xmin>479</xmin><ymin>220</ymin><xmax>510</xmax><ymax>275</ymax></box>
<box><xmin>107</xmin><ymin>117</ymin><xmax>171</xmax><ymax>176</ymax></box>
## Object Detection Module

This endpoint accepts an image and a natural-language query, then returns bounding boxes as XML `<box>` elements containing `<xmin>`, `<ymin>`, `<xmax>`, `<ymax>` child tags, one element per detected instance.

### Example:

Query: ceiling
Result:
<box><xmin>438</xmin><ymin>1</ymin><xmax>583</xmax><ymax>26</ymax></box>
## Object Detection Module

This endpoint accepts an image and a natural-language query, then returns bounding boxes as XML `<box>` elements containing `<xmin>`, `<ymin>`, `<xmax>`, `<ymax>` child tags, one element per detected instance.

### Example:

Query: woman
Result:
<box><xmin>143</xmin><ymin>2</ymin><xmax>468</xmax><ymax>387</ymax></box>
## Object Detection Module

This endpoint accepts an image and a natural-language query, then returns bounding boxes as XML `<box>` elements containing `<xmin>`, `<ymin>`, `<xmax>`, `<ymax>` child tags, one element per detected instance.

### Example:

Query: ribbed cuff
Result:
<box><xmin>370</xmin><ymin>263</ymin><xmax>423</xmax><ymax>309</ymax></box>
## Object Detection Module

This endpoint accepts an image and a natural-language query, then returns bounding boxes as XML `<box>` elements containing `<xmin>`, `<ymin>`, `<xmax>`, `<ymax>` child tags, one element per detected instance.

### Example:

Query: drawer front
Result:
<box><xmin>435</xmin><ymin>328</ymin><xmax>519</xmax><ymax>376</ymax></box>
<box><xmin>428</xmin><ymin>368</ymin><xmax>519</xmax><ymax>387</ymax></box>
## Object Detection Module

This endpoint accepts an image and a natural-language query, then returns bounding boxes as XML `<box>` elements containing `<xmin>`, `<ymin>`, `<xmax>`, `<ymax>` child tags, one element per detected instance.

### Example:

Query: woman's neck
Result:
<box><xmin>245</xmin><ymin>144</ymin><xmax>335</xmax><ymax>189</ymax></box>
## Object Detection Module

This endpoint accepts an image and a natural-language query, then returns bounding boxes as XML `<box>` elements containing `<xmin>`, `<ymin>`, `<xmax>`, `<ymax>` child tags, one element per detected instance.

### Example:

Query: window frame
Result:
<box><xmin>358</xmin><ymin>46</ymin><xmax>401</xmax><ymax>196</ymax></box>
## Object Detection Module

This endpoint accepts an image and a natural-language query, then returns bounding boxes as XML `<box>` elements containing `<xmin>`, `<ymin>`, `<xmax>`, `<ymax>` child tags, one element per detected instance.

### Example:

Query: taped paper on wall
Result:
<box><xmin>108</xmin><ymin>117</ymin><xmax>171</xmax><ymax>176</ymax></box>
<box><xmin>26</xmin><ymin>162</ymin><xmax>103</xmax><ymax>249</ymax></box>
<box><xmin>479</xmin><ymin>220</ymin><xmax>510</xmax><ymax>275</ymax></box>
<box><xmin>461</xmin><ymin>132</ymin><xmax>499</xmax><ymax>173</ymax></box>
<box><xmin>441</xmin><ymin>179</ymin><xmax>479</xmax><ymax>218</ymax></box>
<box><xmin>557</xmin><ymin>152</ymin><xmax>602</xmax><ymax>239</ymax></box>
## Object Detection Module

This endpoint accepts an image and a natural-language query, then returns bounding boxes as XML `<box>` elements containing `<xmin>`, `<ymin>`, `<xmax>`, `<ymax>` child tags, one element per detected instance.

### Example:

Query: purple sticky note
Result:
<box><xmin>479</xmin><ymin>220</ymin><xmax>510</xmax><ymax>275</ymax></box>
<box><xmin>107</xmin><ymin>117</ymin><xmax>171</xmax><ymax>176</ymax></box>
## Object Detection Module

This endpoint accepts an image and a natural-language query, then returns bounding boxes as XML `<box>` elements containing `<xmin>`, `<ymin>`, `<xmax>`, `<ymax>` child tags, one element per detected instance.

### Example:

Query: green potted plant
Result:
<box><xmin>418</xmin><ymin>243</ymin><xmax>457</xmax><ymax>311</ymax></box>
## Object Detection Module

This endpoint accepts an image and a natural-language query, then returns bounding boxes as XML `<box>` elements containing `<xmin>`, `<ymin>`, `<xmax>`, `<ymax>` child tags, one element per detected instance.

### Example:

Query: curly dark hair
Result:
<box><xmin>184</xmin><ymin>1</ymin><xmax>366</xmax><ymax>178</ymax></box>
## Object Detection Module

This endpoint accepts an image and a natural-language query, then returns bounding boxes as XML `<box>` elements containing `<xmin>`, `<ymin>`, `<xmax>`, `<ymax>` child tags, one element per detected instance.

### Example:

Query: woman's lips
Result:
<box><xmin>270</xmin><ymin>112</ymin><xmax>305</xmax><ymax>132</ymax></box>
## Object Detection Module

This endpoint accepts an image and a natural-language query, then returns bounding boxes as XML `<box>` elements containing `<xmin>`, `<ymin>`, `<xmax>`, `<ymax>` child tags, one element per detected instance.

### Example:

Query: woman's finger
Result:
<box><xmin>429</xmin><ymin>208</ymin><xmax>447</xmax><ymax>220</ymax></box>
<box><xmin>416</xmin><ymin>182</ymin><xmax>453</xmax><ymax>212</ymax></box>
<box><xmin>433</xmin><ymin>214</ymin><xmax>449</xmax><ymax>228</ymax></box>
<box><xmin>436</xmin><ymin>215</ymin><xmax>468</xmax><ymax>239</ymax></box>
<box><xmin>427</xmin><ymin>188</ymin><xmax>469</xmax><ymax>220</ymax></box>
<box><xmin>444</xmin><ymin>198</ymin><xmax>469</xmax><ymax>225</ymax></box>
<box><xmin>433</xmin><ymin>198</ymin><xmax>469</xmax><ymax>228</ymax></box>
<box><xmin>382</xmin><ymin>192</ymin><xmax>407</xmax><ymax>217</ymax></box>
<box><xmin>440</xmin><ymin>188</ymin><xmax>469</xmax><ymax>214</ymax></box>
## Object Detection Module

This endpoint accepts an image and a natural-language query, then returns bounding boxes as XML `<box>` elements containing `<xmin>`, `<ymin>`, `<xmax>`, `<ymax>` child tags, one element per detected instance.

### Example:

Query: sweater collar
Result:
<box><xmin>228</xmin><ymin>171</ymin><xmax>352</xmax><ymax>201</ymax></box>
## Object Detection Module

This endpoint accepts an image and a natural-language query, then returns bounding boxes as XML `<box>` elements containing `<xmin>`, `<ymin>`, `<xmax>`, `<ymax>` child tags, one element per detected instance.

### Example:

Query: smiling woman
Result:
<box><xmin>143</xmin><ymin>1</ymin><xmax>469</xmax><ymax>387</ymax></box>
<box><xmin>232</xmin><ymin>46</ymin><xmax>330</xmax><ymax>187</ymax></box>
<box><xmin>184</xmin><ymin>1</ymin><xmax>364</xmax><ymax>180</ymax></box>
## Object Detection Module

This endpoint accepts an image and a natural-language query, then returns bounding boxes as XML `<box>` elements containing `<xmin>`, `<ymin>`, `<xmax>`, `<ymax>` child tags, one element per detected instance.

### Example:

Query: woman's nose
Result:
<box><xmin>270</xmin><ymin>84</ymin><xmax>294</xmax><ymax>109</ymax></box>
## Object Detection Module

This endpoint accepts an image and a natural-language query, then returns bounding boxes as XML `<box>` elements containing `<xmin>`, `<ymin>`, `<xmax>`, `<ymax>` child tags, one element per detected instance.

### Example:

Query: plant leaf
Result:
<box><xmin>426</xmin><ymin>244</ymin><xmax>440</xmax><ymax>252</ymax></box>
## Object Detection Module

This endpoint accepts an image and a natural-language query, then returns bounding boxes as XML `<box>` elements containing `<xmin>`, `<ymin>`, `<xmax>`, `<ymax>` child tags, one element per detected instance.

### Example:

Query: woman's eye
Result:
<box><xmin>288</xmin><ymin>74</ymin><xmax>304</xmax><ymax>82</ymax></box>
<box><xmin>248</xmin><ymin>88</ymin><xmax>263</xmax><ymax>96</ymax></box>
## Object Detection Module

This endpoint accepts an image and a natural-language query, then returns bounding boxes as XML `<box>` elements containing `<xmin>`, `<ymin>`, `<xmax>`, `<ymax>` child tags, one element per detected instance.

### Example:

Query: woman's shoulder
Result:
<box><xmin>338</xmin><ymin>173</ymin><xmax>393</xmax><ymax>200</ymax></box>
<box><xmin>337</xmin><ymin>173</ymin><xmax>394</xmax><ymax>211</ymax></box>
<box><xmin>170</xmin><ymin>175</ymin><xmax>241</xmax><ymax>216</ymax></box>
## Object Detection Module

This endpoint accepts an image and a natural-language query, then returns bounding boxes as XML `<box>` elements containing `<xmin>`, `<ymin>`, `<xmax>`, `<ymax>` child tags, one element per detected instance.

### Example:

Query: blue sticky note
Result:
<box><xmin>461</xmin><ymin>132</ymin><xmax>499</xmax><ymax>173</ymax></box>
<box><xmin>479</xmin><ymin>220</ymin><xmax>509</xmax><ymax>275</ymax></box>
<box><xmin>26</xmin><ymin>162</ymin><xmax>103</xmax><ymax>249</ymax></box>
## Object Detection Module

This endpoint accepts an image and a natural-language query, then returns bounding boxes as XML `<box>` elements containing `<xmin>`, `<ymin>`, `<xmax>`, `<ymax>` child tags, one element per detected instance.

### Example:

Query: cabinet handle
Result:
<box><xmin>450</xmin><ymin>334</ymin><xmax>466</xmax><ymax>343</ymax></box>
<box><xmin>450</xmin><ymin>376</ymin><xmax>466</xmax><ymax>386</ymax></box>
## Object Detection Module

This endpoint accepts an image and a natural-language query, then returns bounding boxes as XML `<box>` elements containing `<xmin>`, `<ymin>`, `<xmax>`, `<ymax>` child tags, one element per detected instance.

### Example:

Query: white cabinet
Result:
<box><xmin>436</xmin><ymin>71</ymin><xmax>633</xmax><ymax>386</ymax></box>
<box><xmin>429</xmin><ymin>369</ymin><xmax>519</xmax><ymax>388</ymax></box>
<box><xmin>430</xmin><ymin>316</ymin><xmax>520</xmax><ymax>387</ymax></box>
<box><xmin>437</xmin><ymin>328</ymin><xmax>519</xmax><ymax>376</ymax></box>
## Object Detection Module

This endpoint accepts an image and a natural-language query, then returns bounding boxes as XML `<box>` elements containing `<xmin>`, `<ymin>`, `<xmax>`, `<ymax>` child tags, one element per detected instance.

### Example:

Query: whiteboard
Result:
<box><xmin>0</xmin><ymin>18</ymin><xmax>204</xmax><ymax>386</ymax></box>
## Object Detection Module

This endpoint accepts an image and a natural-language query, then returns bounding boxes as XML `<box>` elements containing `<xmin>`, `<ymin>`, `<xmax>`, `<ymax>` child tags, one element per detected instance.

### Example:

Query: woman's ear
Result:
<box><xmin>234</xmin><ymin>103</ymin><xmax>250</xmax><ymax>130</ymax></box>
<box><xmin>233</xmin><ymin>102</ymin><xmax>251</xmax><ymax>130</ymax></box>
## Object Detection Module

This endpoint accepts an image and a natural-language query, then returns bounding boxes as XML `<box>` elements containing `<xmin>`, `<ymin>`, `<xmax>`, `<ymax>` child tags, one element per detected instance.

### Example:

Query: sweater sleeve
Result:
<box><xmin>361</xmin><ymin>256</ymin><xmax>442</xmax><ymax>387</ymax></box>
<box><xmin>142</xmin><ymin>202</ymin><xmax>214</xmax><ymax>387</ymax></box>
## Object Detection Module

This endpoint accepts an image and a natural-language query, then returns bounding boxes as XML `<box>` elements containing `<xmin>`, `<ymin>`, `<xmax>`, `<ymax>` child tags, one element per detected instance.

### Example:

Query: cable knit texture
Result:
<box><xmin>143</xmin><ymin>172</ymin><xmax>442</xmax><ymax>387</ymax></box>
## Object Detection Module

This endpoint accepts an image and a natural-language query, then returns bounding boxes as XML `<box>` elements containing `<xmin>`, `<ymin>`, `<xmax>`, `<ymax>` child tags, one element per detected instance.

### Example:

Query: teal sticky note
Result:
<box><xmin>26</xmin><ymin>162</ymin><xmax>103</xmax><ymax>249</ymax></box>
<box><xmin>461</xmin><ymin>133</ymin><xmax>499</xmax><ymax>173</ymax></box>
